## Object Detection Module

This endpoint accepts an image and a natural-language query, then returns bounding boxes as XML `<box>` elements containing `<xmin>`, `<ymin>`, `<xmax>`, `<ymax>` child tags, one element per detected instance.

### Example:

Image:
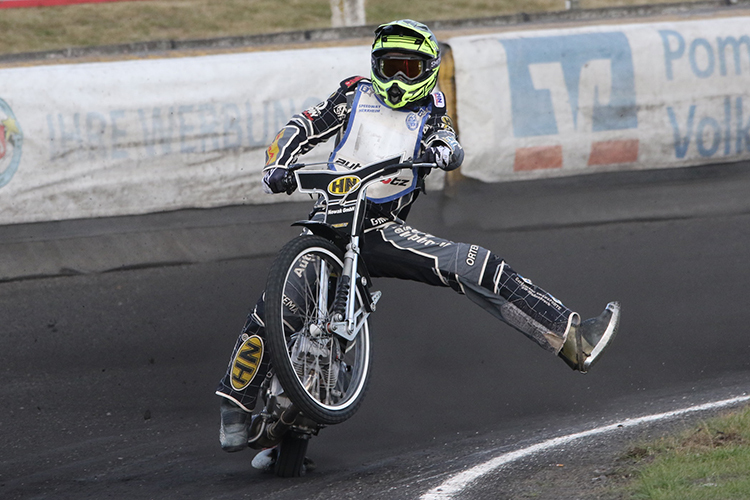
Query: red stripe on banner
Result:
<box><xmin>513</xmin><ymin>145</ymin><xmax>563</xmax><ymax>171</ymax></box>
<box><xmin>0</xmin><ymin>0</ymin><xmax>146</xmax><ymax>8</ymax></box>
<box><xmin>588</xmin><ymin>139</ymin><xmax>639</xmax><ymax>166</ymax></box>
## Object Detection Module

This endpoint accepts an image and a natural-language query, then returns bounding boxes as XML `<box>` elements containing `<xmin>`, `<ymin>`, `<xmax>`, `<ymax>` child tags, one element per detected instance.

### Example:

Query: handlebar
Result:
<box><xmin>286</xmin><ymin>160</ymin><xmax>439</xmax><ymax>171</ymax></box>
<box><xmin>280</xmin><ymin>160</ymin><xmax>439</xmax><ymax>195</ymax></box>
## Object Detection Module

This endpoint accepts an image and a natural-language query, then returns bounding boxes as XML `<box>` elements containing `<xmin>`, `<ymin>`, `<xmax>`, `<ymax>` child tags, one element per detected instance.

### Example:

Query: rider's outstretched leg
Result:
<box><xmin>465</xmin><ymin>255</ymin><xmax>621</xmax><ymax>372</ymax></box>
<box><xmin>363</xmin><ymin>221</ymin><xmax>621</xmax><ymax>372</ymax></box>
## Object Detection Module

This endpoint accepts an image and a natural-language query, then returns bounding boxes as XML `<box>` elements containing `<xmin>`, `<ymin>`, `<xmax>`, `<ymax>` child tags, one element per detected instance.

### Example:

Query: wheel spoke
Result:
<box><xmin>266</xmin><ymin>237</ymin><xmax>371</xmax><ymax>424</ymax></box>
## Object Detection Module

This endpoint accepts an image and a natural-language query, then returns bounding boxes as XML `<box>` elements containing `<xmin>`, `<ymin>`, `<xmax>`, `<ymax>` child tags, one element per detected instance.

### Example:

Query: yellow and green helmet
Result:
<box><xmin>370</xmin><ymin>19</ymin><xmax>441</xmax><ymax>109</ymax></box>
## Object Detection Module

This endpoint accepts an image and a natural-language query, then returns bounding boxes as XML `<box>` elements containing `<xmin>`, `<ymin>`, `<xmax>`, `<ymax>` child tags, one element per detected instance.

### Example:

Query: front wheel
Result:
<box><xmin>265</xmin><ymin>235</ymin><xmax>371</xmax><ymax>425</ymax></box>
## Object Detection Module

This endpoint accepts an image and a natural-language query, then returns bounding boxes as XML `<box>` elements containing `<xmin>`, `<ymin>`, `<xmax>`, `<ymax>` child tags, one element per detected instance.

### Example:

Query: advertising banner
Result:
<box><xmin>449</xmin><ymin>17</ymin><xmax>750</xmax><ymax>182</ymax></box>
<box><xmin>0</xmin><ymin>46</ymin><xmax>371</xmax><ymax>224</ymax></box>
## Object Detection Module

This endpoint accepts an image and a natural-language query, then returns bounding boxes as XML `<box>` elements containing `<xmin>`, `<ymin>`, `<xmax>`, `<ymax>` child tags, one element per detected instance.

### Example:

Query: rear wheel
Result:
<box><xmin>265</xmin><ymin>235</ymin><xmax>371</xmax><ymax>425</ymax></box>
<box><xmin>274</xmin><ymin>434</ymin><xmax>309</xmax><ymax>478</ymax></box>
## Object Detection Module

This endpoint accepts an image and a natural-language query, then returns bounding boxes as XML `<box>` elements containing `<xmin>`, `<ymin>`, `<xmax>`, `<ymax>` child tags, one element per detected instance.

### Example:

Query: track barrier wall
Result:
<box><xmin>450</xmin><ymin>17</ymin><xmax>750</xmax><ymax>182</ymax></box>
<box><xmin>1</xmin><ymin>15</ymin><xmax>749</xmax><ymax>225</ymax></box>
<box><xmin>0</xmin><ymin>46</ymin><xmax>370</xmax><ymax>224</ymax></box>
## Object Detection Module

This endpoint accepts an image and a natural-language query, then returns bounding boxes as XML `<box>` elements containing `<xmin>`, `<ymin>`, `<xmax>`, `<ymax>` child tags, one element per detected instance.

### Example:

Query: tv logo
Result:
<box><xmin>501</xmin><ymin>32</ymin><xmax>639</xmax><ymax>171</ymax></box>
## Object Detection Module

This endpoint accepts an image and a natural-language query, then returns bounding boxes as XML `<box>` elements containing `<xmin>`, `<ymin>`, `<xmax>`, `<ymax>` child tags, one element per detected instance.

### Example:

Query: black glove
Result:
<box><xmin>262</xmin><ymin>167</ymin><xmax>297</xmax><ymax>195</ymax></box>
<box><xmin>417</xmin><ymin>145</ymin><xmax>452</xmax><ymax>169</ymax></box>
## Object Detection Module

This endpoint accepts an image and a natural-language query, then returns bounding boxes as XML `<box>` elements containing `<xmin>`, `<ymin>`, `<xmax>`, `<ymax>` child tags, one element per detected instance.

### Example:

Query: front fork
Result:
<box><xmin>343</xmin><ymin>236</ymin><xmax>360</xmax><ymax>333</ymax></box>
<box><xmin>327</xmin><ymin>236</ymin><xmax>380</xmax><ymax>341</ymax></box>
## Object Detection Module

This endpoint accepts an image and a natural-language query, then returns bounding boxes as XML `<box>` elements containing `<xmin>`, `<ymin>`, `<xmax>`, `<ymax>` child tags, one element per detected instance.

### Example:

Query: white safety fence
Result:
<box><xmin>1</xmin><ymin>16</ymin><xmax>749</xmax><ymax>224</ymax></box>
<box><xmin>0</xmin><ymin>46</ymin><xmax>370</xmax><ymax>224</ymax></box>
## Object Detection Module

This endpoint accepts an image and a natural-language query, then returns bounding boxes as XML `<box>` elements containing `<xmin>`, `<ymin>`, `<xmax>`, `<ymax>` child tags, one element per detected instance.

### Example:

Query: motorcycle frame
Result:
<box><xmin>291</xmin><ymin>158</ymin><xmax>413</xmax><ymax>340</ymax></box>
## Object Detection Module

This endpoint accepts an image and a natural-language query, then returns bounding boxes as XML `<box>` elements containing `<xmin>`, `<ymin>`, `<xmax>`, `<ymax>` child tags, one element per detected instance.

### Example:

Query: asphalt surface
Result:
<box><xmin>2</xmin><ymin>162</ymin><xmax>750</xmax><ymax>499</ymax></box>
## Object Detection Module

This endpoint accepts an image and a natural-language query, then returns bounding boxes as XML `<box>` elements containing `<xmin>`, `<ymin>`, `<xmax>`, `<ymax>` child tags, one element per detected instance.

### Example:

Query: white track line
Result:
<box><xmin>421</xmin><ymin>394</ymin><xmax>750</xmax><ymax>500</ymax></box>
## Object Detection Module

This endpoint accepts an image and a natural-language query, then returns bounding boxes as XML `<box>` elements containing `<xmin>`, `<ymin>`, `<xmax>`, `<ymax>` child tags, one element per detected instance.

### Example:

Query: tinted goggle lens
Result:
<box><xmin>379</xmin><ymin>57</ymin><xmax>424</xmax><ymax>79</ymax></box>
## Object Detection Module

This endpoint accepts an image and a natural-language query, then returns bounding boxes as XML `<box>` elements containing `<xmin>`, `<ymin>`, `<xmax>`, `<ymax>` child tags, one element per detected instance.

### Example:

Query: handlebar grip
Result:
<box><xmin>281</xmin><ymin>169</ymin><xmax>298</xmax><ymax>195</ymax></box>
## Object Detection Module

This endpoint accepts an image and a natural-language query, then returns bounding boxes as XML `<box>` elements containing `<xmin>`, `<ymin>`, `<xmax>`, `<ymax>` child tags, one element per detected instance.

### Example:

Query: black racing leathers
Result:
<box><xmin>216</xmin><ymin>77</ymin><xmax>576</xmax><ymax>412</ymax></box>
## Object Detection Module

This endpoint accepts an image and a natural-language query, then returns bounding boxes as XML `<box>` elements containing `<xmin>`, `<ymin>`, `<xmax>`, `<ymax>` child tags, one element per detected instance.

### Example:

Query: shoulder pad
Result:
<box><xmin>340</xmin><ymin>76</ymin><xmax>367</xmax><ymax>91</ymax></box>
<box><xmin>431</xmin><ymin>92</ymin><xmax>447</xmax><ymax>113</ymax></box>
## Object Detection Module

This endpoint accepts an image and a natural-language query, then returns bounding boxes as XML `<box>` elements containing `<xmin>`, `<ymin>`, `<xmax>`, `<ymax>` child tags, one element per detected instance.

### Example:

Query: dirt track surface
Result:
<box><xmin>2</xmin><ymin>161</ymin><xmax>750</xmax><ymax>499</ymax></box>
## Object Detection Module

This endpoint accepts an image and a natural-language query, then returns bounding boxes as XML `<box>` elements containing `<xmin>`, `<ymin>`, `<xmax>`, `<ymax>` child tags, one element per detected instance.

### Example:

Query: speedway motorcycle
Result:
<box><xmin>245</xmin><ymin>157</ymin><xmax>436</xmax><ymax>477</ymax></box>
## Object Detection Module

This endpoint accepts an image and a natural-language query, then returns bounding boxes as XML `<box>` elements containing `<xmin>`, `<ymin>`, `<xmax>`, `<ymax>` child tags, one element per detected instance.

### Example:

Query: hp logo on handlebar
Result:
<box><xmin>327</xmin><ymin>176</ymin><xmax>361</xmax><ymax>195</ymax></box>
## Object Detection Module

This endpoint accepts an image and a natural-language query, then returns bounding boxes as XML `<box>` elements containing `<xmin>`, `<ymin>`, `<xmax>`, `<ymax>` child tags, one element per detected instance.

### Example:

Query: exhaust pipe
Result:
<box><xmin>267</xmin><ymin>404</ymin><xmax>300</xmax><ymax>440</ymax></box>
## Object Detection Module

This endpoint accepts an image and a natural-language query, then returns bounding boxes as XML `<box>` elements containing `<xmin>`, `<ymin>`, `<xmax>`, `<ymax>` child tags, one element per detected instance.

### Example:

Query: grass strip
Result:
<box><xmin>617</xmin><ymin>404</ymin><xmax>750</xmax><ymax>499</ymax></box>
<box><xmin>0</xmin><ymin>0</ymin><xmax>698</xmax><ymax>55</ymax></box>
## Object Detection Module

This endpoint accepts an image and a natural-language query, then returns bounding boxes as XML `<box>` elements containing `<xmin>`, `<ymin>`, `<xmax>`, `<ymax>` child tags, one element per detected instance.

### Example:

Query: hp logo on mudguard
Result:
<box><xmin>328</xmin><ymin>175</ymin><xmax>361</xmax><ymax>195</ymax></box>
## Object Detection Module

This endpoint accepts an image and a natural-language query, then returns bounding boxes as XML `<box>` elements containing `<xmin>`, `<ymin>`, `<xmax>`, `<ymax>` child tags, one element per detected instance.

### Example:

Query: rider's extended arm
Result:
<box><xmin>262</xmin><ymin>77</ymin><xmax>364</xmax><ymax>193</ymax></box>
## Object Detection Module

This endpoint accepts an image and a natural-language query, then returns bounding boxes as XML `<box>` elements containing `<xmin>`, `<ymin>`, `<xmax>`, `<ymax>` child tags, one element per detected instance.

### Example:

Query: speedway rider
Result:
<box><xmin>216</xmin><ymin>19</ymin><xmax>621</xmax><ymax>467</ymax></box>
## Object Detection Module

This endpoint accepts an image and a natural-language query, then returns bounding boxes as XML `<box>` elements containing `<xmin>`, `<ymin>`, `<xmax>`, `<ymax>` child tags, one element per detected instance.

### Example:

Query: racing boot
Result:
<box><xmin>251</xmin><ymin>447</ymin><xmax>278</xmax><ymax>470</ymax></box>
<box><xmin>251</xmin><ymin>446</ymin><xmax>317</xmax><ymax>473</ymax></box>
<box><xmin>559</xmin><ymin>301</ymin><xmax>621</xmax><ymax>373</ymax></box>
<box><xmin>219</xmin><ymin>398</ymin><xmax>250</xmax><ymax>452</ymax></box>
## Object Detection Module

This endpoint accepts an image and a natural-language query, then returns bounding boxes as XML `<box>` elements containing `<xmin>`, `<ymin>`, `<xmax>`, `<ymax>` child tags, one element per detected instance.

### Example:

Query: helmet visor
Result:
<box><xmin>378</xmin><ymin>55</ymin><xmax>424</xmax><ymax>81</ymax></box>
